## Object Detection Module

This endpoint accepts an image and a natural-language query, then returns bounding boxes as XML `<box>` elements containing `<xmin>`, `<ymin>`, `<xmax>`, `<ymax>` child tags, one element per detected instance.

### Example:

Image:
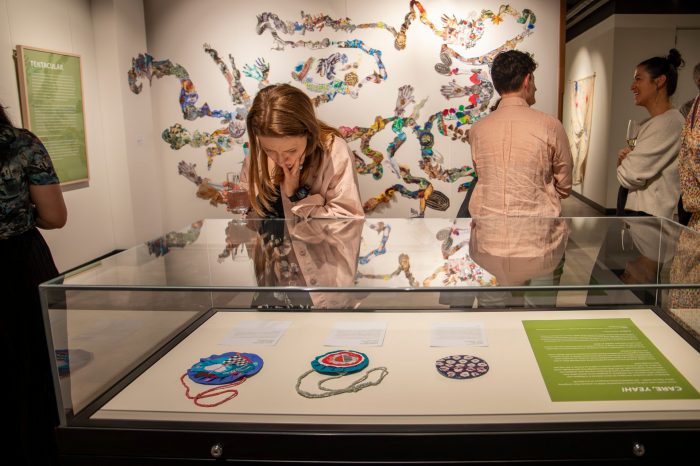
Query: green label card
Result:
<box><xmin>21</xmin><ymin>47</ymin><xmax>87</xmax><ymax>183</ymax></box>
<box><xmin>523</xmin><ymin>318</ymin><xmax>699</xmax><ymax>401</ymax></box>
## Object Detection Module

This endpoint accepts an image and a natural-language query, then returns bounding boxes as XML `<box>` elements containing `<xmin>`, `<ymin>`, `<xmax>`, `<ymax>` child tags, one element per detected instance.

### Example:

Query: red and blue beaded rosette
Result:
<box><xmin>311</xmin><ymin>350</ymin><xmax>369</xmax><ymax>375</ymax></box>
<box><xmin>435</xmin><ymin>354</ymin><xmax>489</xmax><ymax>380</ymax></box>
<box><xmin>181</xmin><ymin>351</ymin><xmax>263</xmax><ymax>407</ymax></box>
<box><xmin>296</xmin><ymin>349</ymin><xmax>387</xmax><ymax>398</ymax></box>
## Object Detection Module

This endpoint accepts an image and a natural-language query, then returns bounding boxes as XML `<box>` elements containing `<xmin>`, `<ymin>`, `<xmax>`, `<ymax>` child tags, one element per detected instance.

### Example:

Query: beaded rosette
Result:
<box><xmin>311</xmin><ymin>350</ymin><xmax>369</xmax><ymax>374</ymax></box>
<box><xmin>297</xmin><ymin>349</ymin><xmax>387</xmax><ymax>398</ymax></box>
<box><xmin>435</xmin><ymin>354</ymin><xmax>489</xmax><ymax>379</ymax></box>
<box><xmin>187</xmin><ymin>351</ymin><xmax>263</xmax><ymax>384</ymax></box>
<box><xmin>181</xmin><ymin>351</ymin><xmax>264</xmax><ymax>407</ymax></box>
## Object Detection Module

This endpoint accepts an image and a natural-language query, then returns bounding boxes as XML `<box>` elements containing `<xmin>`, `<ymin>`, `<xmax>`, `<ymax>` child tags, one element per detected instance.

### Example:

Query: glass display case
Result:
<box><xmin>40</xmin><ymin>217</ymin><xmax>700</xmax><ymax>464</ymax></box>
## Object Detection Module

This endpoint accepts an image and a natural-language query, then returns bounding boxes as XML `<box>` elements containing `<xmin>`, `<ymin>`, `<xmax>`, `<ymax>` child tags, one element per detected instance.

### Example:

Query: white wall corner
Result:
<box><xmin>91</xmin><ymin>0</ymin><xmax>162</xmax><ymax>248</ymax></box>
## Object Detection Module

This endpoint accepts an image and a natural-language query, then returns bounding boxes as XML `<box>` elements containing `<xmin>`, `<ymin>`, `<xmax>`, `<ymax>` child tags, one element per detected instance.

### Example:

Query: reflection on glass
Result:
<box><xmin>219</xmin><ymin>219</ymin><xmax>257</xmax><ymax>262</ymax></box>
<box><xmin>245</xmin><ymin>217</ymin><xmax>363</xmax><ymax>309</ymax></box>
<box><xmin>469</xmin><ymin>217</ymin><xmax>569</xmax><ymax>307</ymax></box>
<box><xmin>590</xmin><ymin>218</ymin><xmax>680</xmax><ymax>306</ymax></box>
<box><xmin>146</xmin><ymin>220</ymin><xmax>204</xmax><ymax>257</ymax></box>
<box><xmin>355</xmin><ymin>220</ymin><xmax>496</xmax><ymax>289</ymax></box>
<box><xmin>55</xmin><ymin>218</ymin><xmax>699</xmax><ymax>311</ymax></box>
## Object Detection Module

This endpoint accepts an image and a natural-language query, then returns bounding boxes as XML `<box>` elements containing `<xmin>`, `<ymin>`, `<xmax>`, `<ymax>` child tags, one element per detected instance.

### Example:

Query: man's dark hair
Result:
<box><xmin>491</xmin><ymin>50</ymin><xmax>537</xmax><ymax>95</ymax></box>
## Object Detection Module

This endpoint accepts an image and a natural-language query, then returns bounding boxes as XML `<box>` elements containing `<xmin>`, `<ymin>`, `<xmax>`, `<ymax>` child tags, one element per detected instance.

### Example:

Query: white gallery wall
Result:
<box><xmin>564</xmin><ymin>14</ymin><xmax>700</xmax><ymax>210</ymax></box>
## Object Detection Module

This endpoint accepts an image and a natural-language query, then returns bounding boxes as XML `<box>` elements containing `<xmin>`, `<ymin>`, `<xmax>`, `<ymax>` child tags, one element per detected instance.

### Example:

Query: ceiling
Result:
<box><xmin>564</xmin><ymin>0</ymin><xmax>700</xmax><ymax>41</ymax></box>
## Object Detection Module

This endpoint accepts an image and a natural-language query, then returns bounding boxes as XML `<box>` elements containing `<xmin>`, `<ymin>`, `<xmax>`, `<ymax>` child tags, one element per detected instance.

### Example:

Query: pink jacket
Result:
<box><xmin>240</xmin><ymin>136</ymin><xmax>364</xmax><ymax>219</ymax></box>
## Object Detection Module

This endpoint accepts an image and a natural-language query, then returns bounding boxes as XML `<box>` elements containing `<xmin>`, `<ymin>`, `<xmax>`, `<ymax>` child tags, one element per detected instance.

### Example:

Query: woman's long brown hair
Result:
<box><xmin>246</xmin><ymin>84</ymin><xmax>340</xmax><ymax>215</ymax></box>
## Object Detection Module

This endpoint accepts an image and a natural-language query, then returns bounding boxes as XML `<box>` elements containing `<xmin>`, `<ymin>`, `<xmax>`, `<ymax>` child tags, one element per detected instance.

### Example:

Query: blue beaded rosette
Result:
<box><xmin>187</xmin><ymin>352</ymin><xmax>263</xmax><ymax>385</ymax></box>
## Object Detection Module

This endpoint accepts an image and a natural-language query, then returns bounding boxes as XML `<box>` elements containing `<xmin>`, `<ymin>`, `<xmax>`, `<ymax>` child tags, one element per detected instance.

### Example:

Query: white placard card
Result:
<box><xmin>431</xmin><ymin>322</ymin><xmax>488</xmax><ymax>347</ymax></box>
<box><xmin>221</xmin><ymin>320</ymin><xmax>292</xmax><ymax>346</ymax></box>
<box><xmin>325</xmin><ymin>321</ymin><xmax>387</xmax><ymax>347</ymax></box>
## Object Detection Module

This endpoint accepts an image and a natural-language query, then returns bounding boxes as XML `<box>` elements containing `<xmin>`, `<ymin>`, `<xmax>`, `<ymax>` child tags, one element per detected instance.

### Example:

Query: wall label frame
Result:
<box><xmin>15</xmin><ymin>45</ymin><xmax>89</xmax><ymax>185</ymax></box>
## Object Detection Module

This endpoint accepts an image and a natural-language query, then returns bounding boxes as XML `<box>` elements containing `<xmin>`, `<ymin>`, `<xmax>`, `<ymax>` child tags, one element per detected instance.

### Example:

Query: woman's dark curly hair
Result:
<box><xmin>638</xmin><ymin>48</ymin><xmax>685</xmax><ymax>97</ymax></box>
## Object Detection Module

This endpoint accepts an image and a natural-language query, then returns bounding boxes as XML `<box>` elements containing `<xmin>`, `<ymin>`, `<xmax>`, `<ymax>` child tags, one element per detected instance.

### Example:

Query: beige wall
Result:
<box><xmin>91</xmin><ymin>0</ymin><xmax>164</xmax><ymax>249</ymax></box>
<box><xmin>563</xmin><ymin>16</ymin><xmax>615</xmax><ymax>208</ymax></box>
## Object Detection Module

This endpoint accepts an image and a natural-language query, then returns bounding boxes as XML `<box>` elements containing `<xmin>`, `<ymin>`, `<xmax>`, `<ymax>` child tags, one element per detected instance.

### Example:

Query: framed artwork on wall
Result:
<box><xmin>15</xmin><ymin>45</ymin><xmax>89</xmax><ymax>185</ymax></box>
<box><xmin>567</xmin><ymin>73</ymin><xmax>596</xmax><ymax>185</ymax></box>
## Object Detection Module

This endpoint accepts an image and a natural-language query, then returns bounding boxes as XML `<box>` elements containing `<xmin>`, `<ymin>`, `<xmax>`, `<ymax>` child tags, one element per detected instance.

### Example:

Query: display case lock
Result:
<box><xmin>632</xmin><ymin>442</ymin><xmax>645</xmax><ymax>457</ymax></box>
<box><xmin>210</xmin><ymin>443</ymin><xmax>223</xmax><ymax>458</ymax></box>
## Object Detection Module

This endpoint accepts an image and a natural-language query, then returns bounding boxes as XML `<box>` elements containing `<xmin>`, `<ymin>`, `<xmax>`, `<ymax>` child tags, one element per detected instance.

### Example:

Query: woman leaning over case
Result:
<box><xmin>0</xmin><ymin>102</ymin><xmax>66</xmax><ymax>464</ymax></box>
<box><xmin>239</xmin><ymin>83</ymin><xmax>363</xmax><ymax>219</ymax></box>
<box><xmin>616</xmin><ymin>49</ymin><xmax>685</xmax><ymax>219</ymax></box>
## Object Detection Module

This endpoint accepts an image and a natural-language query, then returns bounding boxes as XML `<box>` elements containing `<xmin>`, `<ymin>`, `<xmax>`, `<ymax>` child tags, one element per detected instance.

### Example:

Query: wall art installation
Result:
<box><xmin>129</xmin><ymin>1</ymin><xmax>560</xmax><ymax>219</ymax></box>
<box><xmin>567</xmin><ymin>73</ymin><xmax>595</xmax><ymax>185</ymax></box>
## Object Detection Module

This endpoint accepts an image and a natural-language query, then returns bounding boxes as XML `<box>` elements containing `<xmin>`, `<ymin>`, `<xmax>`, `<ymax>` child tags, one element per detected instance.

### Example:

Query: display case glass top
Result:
<box><xmin>44</xmin><ymin>216</ymin><xmax>699</xmax><ymax>294</ymax></box>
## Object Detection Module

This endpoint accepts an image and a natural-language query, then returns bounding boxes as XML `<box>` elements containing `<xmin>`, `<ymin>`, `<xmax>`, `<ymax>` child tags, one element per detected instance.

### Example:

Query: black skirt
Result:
<box><xmin>0</xmin><ymin>227</ymin><xmax>60</xmax><ymax>464</ymax></box>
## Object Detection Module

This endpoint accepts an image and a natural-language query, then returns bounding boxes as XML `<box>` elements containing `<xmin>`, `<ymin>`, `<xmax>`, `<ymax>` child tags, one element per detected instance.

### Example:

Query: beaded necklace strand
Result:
<box><xmin>296</xmin><ymin>367</ymin><xmax>389</xmax><ymax>398</ymax></box>
<box><xmin>179</xmin><ymin>374</ymin><xmax>247</xmax><ymax>407</ymax></box>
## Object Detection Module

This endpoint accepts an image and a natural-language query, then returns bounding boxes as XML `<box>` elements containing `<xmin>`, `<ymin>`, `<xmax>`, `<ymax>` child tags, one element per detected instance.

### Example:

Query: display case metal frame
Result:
<box><xmin>39</xmin><ymin>217</ymin><xmax>700</xmax><ymax>465</ymax></box>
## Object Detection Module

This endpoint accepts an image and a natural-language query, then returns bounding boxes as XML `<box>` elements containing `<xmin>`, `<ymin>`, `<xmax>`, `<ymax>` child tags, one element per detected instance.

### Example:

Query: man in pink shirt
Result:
<box><xmin>468</xmin><ymin>50</ymin><xmax>573</xmax><ymax>217</ymax></box>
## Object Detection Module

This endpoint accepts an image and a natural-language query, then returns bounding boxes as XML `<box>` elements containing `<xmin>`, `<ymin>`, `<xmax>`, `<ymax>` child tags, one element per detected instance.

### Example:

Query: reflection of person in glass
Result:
<box><xmin>246</xmin><ymin>218</ymin><xmax>363</xmax><ymax>309</ymax></box>
<box><xmin>586</xmin><ymin>217</ymin><xmax>677</xmax><ymax>307</ymax></box>
<box><xmin>469</xmin><ymin>217</ymin><xmax>569</xmax><ymax>307</ymax></box>
<box><xmin>617</xmin><ymin>219</ymin><xmax>676</xmax><ymax>305</ymax></box>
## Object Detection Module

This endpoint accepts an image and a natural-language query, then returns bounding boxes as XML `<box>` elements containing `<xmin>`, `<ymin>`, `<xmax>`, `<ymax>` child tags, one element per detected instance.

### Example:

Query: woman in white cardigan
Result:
<box><xmin>617</xmin><ymin>49</ymin><xmax>685</xmax><ymax>219</ymax></box>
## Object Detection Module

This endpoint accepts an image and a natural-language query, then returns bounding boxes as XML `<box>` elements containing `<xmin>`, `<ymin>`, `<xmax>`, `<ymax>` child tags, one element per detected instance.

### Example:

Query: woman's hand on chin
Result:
<box><xmin>280</xmin><ymin>158</ymin><xmax>301</xmax><ymax>198</ymax></box>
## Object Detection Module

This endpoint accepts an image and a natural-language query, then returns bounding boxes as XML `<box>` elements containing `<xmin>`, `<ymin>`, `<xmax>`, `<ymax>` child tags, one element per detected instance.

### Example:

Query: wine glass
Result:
<box><xmin>626</xmin><ymin>120</ymin><xmax>640</xmax><ymax>148</ymax></box>
<box><xmin>617</xmin><ymin>120</ymin><xmax>640</xmax><ymax>215</ymax></box>
<box><xmin>225</xmin><ymin>172</ymin><xmax>250</xmax><ymax>215</ymax></box>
